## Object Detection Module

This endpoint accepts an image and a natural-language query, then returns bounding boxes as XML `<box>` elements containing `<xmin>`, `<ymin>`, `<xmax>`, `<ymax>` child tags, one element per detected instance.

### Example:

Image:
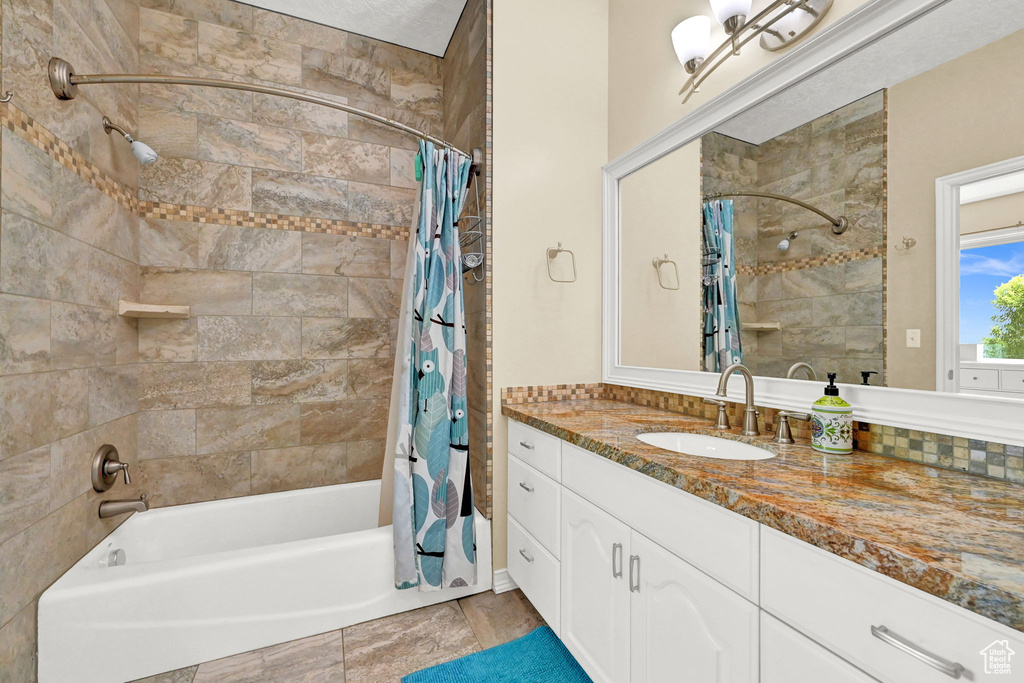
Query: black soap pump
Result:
<box><xmin>861</xmin><ymin>371</ymin><xmax>878</xmax><ymax>386</ymax></box>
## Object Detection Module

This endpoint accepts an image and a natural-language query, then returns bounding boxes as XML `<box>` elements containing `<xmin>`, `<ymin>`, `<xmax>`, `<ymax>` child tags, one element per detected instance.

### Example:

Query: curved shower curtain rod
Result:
<box><xmin>47</xmin><ymin>57</ymin><xmax>481</xmax><ymax>165</ymax></box>
<box><xmin>703</xmin><ymin>191</ymin><xmax>849</xmax><ymax>235</ymax></box>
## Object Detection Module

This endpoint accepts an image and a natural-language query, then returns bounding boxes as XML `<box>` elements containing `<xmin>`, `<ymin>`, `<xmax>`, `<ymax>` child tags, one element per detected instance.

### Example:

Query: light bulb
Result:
<box><xmin>709</xmin><ymin>0</ymin><xmax>753</xmax><ymax>27</ymax></box>
<box><xmin>672</xmin><ymin>16</ymin><xmax>712</xmax><ymax>72</ymax></box>
<box><xmin>130</xmin><ymin>140</ymin><xmax>159</xmax><ymax>165</ymax></box>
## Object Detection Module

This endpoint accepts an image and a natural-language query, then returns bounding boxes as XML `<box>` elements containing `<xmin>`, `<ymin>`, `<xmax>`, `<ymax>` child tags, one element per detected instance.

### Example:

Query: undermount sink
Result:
<box><xmin>637</xmin><ymin>432</ymin><xmax>776</xmax><ymax>461</ymax></box>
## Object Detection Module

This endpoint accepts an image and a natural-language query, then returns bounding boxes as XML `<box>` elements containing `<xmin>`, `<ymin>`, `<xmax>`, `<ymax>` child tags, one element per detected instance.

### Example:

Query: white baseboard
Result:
<box><xmin>492</xmin><ymin>568</ymin><xmax>518</xmax><ymax>594</ymax></box>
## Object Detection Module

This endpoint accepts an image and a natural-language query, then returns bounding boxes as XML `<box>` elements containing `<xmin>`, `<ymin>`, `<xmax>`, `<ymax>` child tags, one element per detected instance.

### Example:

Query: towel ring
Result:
<box><xmin>547</xmin><ymin>242</ymin><xmax>577</xmax><ymax>283</ymax></box>
<box><xmin>652</xmin><ymin>254</ymin><xmax>679</xmax><ymax>290</ymax></box>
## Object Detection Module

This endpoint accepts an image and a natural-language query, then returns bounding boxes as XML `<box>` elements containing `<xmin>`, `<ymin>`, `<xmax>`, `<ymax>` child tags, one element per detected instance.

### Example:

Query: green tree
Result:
<box><xmin>981</xmin><ymin>275</ymin><xmax>1024</xmax><ymax>359</ymax></box>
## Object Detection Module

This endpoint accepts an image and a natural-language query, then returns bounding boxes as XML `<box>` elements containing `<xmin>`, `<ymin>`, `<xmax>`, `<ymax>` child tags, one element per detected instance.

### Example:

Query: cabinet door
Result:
<box><xmin>561</xmin><ymin>489</ymin><xmax>631</xmax><ymax>683</ymax></box>
<box><xmin>761</xmin><ymin>612</ymin><xmax>879</xmax><ymax>683</ymax></box>
<box><xmin>630</xmin><ymin>532</ymin><xmax>759</xmax><ymax>683</ymax></box>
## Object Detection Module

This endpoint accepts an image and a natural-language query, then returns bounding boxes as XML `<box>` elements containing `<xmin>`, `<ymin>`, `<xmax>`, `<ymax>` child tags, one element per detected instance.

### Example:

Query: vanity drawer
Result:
<box><xmin>762</xmin><ymin>612</ymin><xmax>879</xmax><ymax>683</ymax></box>
<box><xmin>761</xmin><ymin>527</ymin><xmax>1022</xmax><ymax>683</ymax></box>
<box><xmin>960</xmin><ymin>368</ymin><xmax>999</xmax><ymax>389</ymax></box>
<box><xmin>508</xmin><ymin>454</ymin><xmax>560</xmax><ymax>557</ymax></box>
<box><xmin>507</xmin><ymin>516</ymin><xmax>560</xmax><ymax>634</ymax></box>
<box><xmin>508</xmin><ymin>420</ymin><xmax>561</xmax><ymax>481</ymax></box>
<box><xmin>561</xmin><ymin>441</ymin><xmax>759</xmax><ymax>602</ymax></box>
<box><xmin>1000</xmin><ymin>369</ymin><xmax>1024</xmax><ymax>392</ymax></box>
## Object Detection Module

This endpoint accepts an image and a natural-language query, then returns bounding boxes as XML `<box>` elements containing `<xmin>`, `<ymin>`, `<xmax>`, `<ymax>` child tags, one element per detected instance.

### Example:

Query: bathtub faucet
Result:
<box><xmin>99</xmin><ymin>494</ymin><xmax>149</xmax><ymax>519</ymax></box>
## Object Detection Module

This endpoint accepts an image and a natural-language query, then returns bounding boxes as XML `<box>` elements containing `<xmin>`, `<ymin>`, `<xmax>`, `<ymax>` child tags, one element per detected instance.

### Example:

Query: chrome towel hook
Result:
<box><xmin>652</xmin><ymin>254</ymin><xmax>680</xmax><ymax>290</ymax></box>
<box><xmin>547</xmin><ymin>242</ymin><xmax>577</xmax><ymax>283</ymax></box>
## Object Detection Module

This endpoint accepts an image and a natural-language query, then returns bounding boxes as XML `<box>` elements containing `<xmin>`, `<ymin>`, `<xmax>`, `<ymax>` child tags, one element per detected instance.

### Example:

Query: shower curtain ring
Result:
<box><xmin>0</xmin><ymin>91</ymin><xmax>13</xmax><ymax>103</ymax></box>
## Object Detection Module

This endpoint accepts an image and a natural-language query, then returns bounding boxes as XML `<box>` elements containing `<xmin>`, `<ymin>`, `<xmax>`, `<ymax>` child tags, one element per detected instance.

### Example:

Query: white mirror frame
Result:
<box><xmin>602</xmin><ymin>0</ymin><xmax>1024</xmax><ymax>447</ymax></box>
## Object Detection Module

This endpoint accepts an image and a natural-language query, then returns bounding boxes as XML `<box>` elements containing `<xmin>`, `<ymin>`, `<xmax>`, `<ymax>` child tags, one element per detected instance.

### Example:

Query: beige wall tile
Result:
<box><xmin>50</xmin><ymin>302</ymin><xmax>117</xmax><ymax>370</ymax></box>
<box><xmin>1</xmin><ymin>128</ymin><xmax>53</xmax><ymax>226</ymax></box>
<box><xmin>252</xmin><ymin>360</ymin><xmax>348</xmax><ymax>404</ymax></box>
<box><xmin>0</xmin><ymin>601</ymin><xmax>37</xmax><ymax>683</ymax></box>
<box><xmin>139</xmin><ymin>317</ymin><xmax>199</xmax><ymax>362</ymax></box>
<box><xmin>140</xmin><ymin>6</ymin><xmax>197</xmax><ymax>65</ymax></box>
<box><xmin>53</xmin><ymin>369</ymin><xmax>91</xmax><ymax>439</ymax></box>
<box><xmin>141</xmin><ymin>156</ymin><xmax>252</xmax><ymax>210</ymax></box>
<box><xmin>49</xmin><ymin>414</ymin><xmax>137</xmax><ymax>513</ymax></box>
<box><xmin>252</xmin><ymin>170</ymin><xmax>349</xmax><ymax>220</ymax></box>
<box><xmin>391</xmin><ymin>239</ymin><xmax>410</xmax><ymax>280</ymax></box>
<box><xmin>197</xmin><ymin>224</ymin><xmax>301</xmax><ymax>273</ymax></box>
<box><xmin>141</xmin><ymin>0</ymin><xmax>251</xmax><ymax>31</ymax></box>
<box><xmin>250</xmin><ymin>444</ymin><xmax>347</xmax><ymax>495</ymax></box>
<box><xmin>139</xmin><ymin>361</ymin><xmax>252</xmax><ymax>410</ymax></box>
<box><xmin>253</xmin><ymin>272</ymin><xmax>348</xmax><ymax>317</ymax></box>
<box><xmin>139</xmin><ymin>104</ymin><xmax>199</xmax><ymax>160</ymax></box>
<box><xmin>0</xmin><ymin>372</ymin><xmax>55</xmax><ymax>461</ymax></box>
<box><xmin>251</xmin><ymin>90</ymin><xmax>350</xmax><ymax>138</ymax></box>
<box><xmin>196</xmin><ymin>404</ymin><xmax>300</xmax><ymax>454</ymax></box>
<box><xmin>390</xmin><ymin>67</ymin><xmax>443</xmax><ymax>119</ymax></box>
<box><xmin>390</xmin><ymin>147</ymin><xmax>419</xmax><ymax>190</ymax></box>
<box><xmin>302</xmin><ymin>134</ymin><xmax>390</xmax><ymax>184</ymax></box>
<box><xmin>299</xmin><ymin>399</ymin><xmax>388</xmax><ymax>445</ymax></box>
<box><xmin>302</xmin><ymin>233</ymin><xmax>391</xmax><ymax>279</ymax></box>
<box><xmin>302</xmin><ymin>47</ymin><xmax>390</xmax><ymax>103</ymax></box>
<box><xmin>344</xmin><ymin>440</ymin><xmax>385</xmax><ymax>483</ymax></box>
<box><xmin>197</xmin><ymin>316</ymin><xmax>302</xmax><ymax>361</ymax></box>
<box><xmin>0</xmin><ymin>446</ymin><xmax>51</xmax><ymax>546</ymax></box>
<box><xmin>52</xmin><ymin>164</ymin><xmax>139</xmax><ymax>263</ymax></box>
<box><xmin>140</xmin><ymin>54</ymin><xmax>253</xmax><ymax>121</ymax></box>
<box><xmin>348</xmin><ymin>182</ymin><xmax>417</xmax><ymax>227</ymax></box>
<box><xmin>0</xmin><ymin>294</ymin><xmax>51</xmax><ymax>375</ymax></box>
<box><xmin>139</xmin><ymin>218</ymin><xmax>201</xmax><ymax>269</ymax></box>
<box><xmin>301</xmin><ymin>318</ymin><xmax>391</xmax><ymax>359</ymax></box>
<box><xmin>198</xmin><ymin>21</ymin><xmax>301</xmax><ymax>86</ymax></box>
<box><xmin>348</xmin><ymin>359</ymin><xmax>392</xmax><ymax>399</ymax></box>
<box><xmin>349</xmin><ymin>277</ymin><xmax>401</xmax><ymax>319</ymax></box>
<box><xmin>347</xmin><ymin>34</ymin><xmax>441</xmax><ymax>80</ymax></box>
<box><xmin>89</xmin><ymin>365</ymin><xmax>140</xmax><ymax>427</ymax></box>
<box><xmin>141</xmin><ymin>268</ymin><xmax>252</xmax><ymax>316</ymax></box>
<box><xmin>198</xmin><ymin>115</ymin><xmax>302</xmax><ymax>172</ymax></box>
<box><xmin>133</xmin><ymin>452</ymin><xmax>251</xmax><ymax>507</ymax></box>
<box><xmin>139</xmin><ymin>409</ymin><xmax>196</xmax><ymax>460</ymax></box>
<box><xmin>251</xmin><ymin>9</ymin><xmax>347</xmax><ymax>53</ymax></box>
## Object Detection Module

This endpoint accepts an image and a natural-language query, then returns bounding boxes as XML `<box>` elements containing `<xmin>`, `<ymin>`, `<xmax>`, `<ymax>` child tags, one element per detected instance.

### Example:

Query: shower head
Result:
<box><xmin>102</xmin><ymin>116</ymin><xmax>158</xmax><ymax>165</ymax></box>
<box><xmin>777</xmin><ymin>231</ymin><xmax>799</xmax><ymax>252</ymax></box>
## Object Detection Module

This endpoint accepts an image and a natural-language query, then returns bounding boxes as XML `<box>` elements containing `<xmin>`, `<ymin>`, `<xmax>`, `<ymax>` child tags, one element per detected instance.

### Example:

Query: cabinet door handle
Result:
<box><xmin>612</xmin><ymin>543</ymin><xmax>623</xmax><ymax>578</ymax></box>
<box><xmin>518</xmin><ymin>482</ymin><xmax>534</xmax><ymax>493</ymax></box>
<box><xmin>629</xmin><ymin>555</ymin><xmax>640</xmax><ymax>593</ymax></box>
<box><xmin>519</xmin><ymin>441</ymin><xmax>535</xmax><ymax>450</ymax></box>
<box><xmin>870</xmin><ymin>625</ymin><xmax>964</xmax><ymax>679</ymax></box>
<box><xmin>518</xmin><ymin>548</ymin><xmax>534</xmax><ymax>563</ymax></box>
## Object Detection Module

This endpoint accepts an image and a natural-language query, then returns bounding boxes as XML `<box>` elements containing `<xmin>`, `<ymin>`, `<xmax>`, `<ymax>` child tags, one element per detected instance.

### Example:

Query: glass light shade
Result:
<box><xmin>672</xmin><ymin>16</ymin><xmax>712</xmax><ymax>67</ymax></box>
<box><xmin>709</xmin><ymin>0</ymin><xmax>753</xmax><ymax>25</ymax></box>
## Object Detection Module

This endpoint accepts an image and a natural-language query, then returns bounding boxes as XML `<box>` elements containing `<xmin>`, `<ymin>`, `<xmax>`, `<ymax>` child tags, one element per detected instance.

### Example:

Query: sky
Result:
<box><xmin>960</xmin><ymin>242</ymin><xmax>1024</xmax><ymax>346</ymax></box>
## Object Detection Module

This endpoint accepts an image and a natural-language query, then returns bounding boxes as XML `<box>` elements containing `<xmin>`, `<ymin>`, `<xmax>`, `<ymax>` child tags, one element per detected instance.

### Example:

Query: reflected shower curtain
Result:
<box><xmin>388</xmin><ymin>141</ymin><xmax>476</xmax><ymax>591</ymax></box>
<box><xmin>702</xmin><ymin>200</ymin><xmax>743</xmax><ymax>372</ymax></box>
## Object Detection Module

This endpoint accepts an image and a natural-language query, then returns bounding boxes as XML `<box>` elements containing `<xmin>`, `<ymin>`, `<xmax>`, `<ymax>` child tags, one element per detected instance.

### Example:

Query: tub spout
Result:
<box><xmin>99</xmin><ymin>494</ymin><xmax>149</xmax><ymax>519</ymax></box>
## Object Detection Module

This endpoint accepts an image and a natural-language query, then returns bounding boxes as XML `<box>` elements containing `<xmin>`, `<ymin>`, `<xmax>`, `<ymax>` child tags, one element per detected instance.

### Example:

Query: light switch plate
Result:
<box><xmin>906</xmin><ymin>329</ymin><xmax>921</xmax><ymax>348</ymax></box>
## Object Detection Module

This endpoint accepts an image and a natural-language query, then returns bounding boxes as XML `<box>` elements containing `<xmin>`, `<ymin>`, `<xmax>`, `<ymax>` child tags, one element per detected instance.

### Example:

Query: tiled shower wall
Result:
<box><xmin>0</xmin><ymin>0</ymin><xmax>143</xmax><ymax>678</ymax></box>
<box><xmin>702</xmin><ymin>92</ymin><xmax>886</xmax><ymax>385</ymax></box>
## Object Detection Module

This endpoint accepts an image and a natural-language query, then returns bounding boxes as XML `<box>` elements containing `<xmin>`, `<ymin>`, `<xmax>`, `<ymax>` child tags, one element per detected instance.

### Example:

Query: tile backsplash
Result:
<box><xmin>502</xmin><ymin>383</ymin><xmax>1024</xmax><ymax>485</ymax></box>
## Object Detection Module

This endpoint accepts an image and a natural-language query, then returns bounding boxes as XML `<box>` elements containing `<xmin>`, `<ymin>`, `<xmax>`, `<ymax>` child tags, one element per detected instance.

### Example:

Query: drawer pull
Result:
<box><xmin>518</xmin><ymin>548</ymin><xmax>534</xmax><ymax>563</ymax></box>
<box><xmin>870</xmin><ymin>625</ymin><xmax>964</xmax><ymax>679</ymax></box>
<box><xmin>518</xmin><ymin>482</ymin><xmax>535</xmax><ymax>493</ymax></box>
<box><xmin>629</xmin><ymin>555</ymin><xmax>641</xmax><ymax>593</ymax></box>
<box><xmin>519</xmin><ymin>441</ymin><xmax>535</xmax><ymax>450</ymax></box>
<box><xmin>612</xmin><ymin>543</ymin><xmax>623</xmax><ymax>578</ymax></box>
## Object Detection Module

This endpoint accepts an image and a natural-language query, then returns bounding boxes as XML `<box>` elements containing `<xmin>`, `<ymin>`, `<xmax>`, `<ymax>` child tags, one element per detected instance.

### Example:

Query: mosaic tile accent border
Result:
<box><xmin>0</xmin><ymin>102</ymin><xmax>138</xmax><ymax>213</ymax></box>
<box><xmin>735</xmin><ymin>245</ymin><xmax>885</xmax><ymax>276</ymax></box>
<box><xmin>140</xmin><ymin>201</ymin><xmax>409</xmax><ymax>241</ymax></box>
<box><xmin>502</xmin><ymin>382</ymin><xmax>1024</xmax><ymax>484</ymax></box>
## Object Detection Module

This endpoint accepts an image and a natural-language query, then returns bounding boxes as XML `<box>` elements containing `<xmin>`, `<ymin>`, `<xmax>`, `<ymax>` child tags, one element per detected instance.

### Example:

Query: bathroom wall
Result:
<box><xmin>888</xmin><ymin>28</ymin><xmax>1024</xmax><ymax>390</ymax></box>
<box><xmin>701</xmin><ymin>92</ymin><xmax>887</xmax><ymax>384</ymax></box>
<box><xmin>442</xmin><ymin>0</ymin><xmax>491</xmax><ymax>514</ymax></box>
<box><xmin>0</xmin><ymin>0</ymin><xmax>143</xmax><ymax>678</ymax></box>
<box><xmin>132</xmin><ymin>0</ymin><xmax>448</xmax><ymax>507</ymax></box>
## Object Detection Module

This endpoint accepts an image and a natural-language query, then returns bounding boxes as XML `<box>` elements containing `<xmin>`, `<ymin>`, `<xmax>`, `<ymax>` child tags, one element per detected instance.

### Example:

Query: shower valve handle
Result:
<box><xmin>104</xmin><ymin>460</ymin><xmax>131</xmax><ymax>485</ymax></box>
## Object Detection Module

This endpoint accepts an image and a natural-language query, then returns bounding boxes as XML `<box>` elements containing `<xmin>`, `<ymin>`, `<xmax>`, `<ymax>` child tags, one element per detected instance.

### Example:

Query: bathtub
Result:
<box><xmin>37</xmin><ymin>481</ymin><xmax>492</xmax><ymax>683</ymax></box>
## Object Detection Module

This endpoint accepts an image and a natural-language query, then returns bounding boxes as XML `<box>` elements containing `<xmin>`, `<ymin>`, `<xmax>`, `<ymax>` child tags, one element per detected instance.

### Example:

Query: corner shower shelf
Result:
<box><xmin>742</xmin><ymin>322</ymin><xmax>782</xmax><ymax>332</ymax></box>
<box><xmin>118</xmin><ymin>300</ymin><xmax>190</xmax><ymax>319</ymax></box>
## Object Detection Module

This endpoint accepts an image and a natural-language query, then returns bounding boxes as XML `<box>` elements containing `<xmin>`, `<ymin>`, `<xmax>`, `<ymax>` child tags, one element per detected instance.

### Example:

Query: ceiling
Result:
<box><xmin>240</xmin><ymin>0</ymin><xmax>468</xmax><ymax>57</ymax></box>
<box><xmin>715</xmin><ymin>0</ymin><xmax>1024</xmax><ymax>144</ymax></box>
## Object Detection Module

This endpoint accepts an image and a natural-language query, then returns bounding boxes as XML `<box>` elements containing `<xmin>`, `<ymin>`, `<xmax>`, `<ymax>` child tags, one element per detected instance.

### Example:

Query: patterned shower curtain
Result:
<box><xmin>391</xmin><ymin>141</ymin><xmax>476</xmax><ymax>591</ymax></box>
<box><xmin>702</xmin><ymin>200</ymin><xmax>743</xmax><ymax>372</ymax></box>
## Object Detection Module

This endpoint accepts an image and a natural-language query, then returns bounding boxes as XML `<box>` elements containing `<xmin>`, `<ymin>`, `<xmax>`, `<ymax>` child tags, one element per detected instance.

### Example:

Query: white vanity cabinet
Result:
<box><xmin>505</xmin><ymin>418</ymin><xmax>1024</xmax><ymax>683</ymax></box>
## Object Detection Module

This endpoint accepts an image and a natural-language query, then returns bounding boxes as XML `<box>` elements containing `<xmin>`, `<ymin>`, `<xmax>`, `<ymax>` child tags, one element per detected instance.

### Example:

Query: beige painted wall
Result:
<box><xmin>888</xmin><ymin>29</ymin><xmax>1024</xmax><ymax>390</ymax></box>
<box><xmin>607</xmin><ymin>0</ymin><xmax>874</xmax><ymax>159</ymax></box>
<box><xmin>491</xmin><ymin>0</ymin><xmax>609</xmax><ymax>569</ymax></box>
<box><xmin>620</xmin><ymin>140</ymin><xmax>703</xmax><ymax>370</ymax></box>
<box><xmin>961</xmin><ymin>192</ymin><xmax>1024</xmax><ymax>236</ymax></box>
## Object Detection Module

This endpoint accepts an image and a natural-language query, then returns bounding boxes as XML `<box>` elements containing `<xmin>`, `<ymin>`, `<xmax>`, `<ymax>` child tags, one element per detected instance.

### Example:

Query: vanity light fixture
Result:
<box><xmin>676</xmin><ymin>0</ymin><xmax>835</xmax><ymax>103</ymax></box>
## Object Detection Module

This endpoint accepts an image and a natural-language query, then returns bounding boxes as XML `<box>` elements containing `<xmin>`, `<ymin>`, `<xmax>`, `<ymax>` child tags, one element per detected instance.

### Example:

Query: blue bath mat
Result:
<box><xmin>402</xmin><ymin>626</ymin><xmax>592</xmax><ymax>683</ymax></box>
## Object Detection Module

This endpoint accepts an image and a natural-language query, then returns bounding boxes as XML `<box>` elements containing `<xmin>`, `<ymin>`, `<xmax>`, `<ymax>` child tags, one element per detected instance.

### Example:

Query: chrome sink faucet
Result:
<box><xmin>705</xmin><ymin>363</ymin><xmax>760</xmax><ymax>436</ymax></box>
<box><xmin>98</xmin><ymin>494</ymin><xmax>149</xmax><ymax>519</ymax></box>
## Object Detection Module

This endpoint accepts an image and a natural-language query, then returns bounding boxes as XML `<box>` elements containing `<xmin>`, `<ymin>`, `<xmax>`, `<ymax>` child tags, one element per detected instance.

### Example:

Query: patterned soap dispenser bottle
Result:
<box><xmin>811</xmin><ymin>373</ymin><xmax>853</xmax><ymax>454</ymax></box>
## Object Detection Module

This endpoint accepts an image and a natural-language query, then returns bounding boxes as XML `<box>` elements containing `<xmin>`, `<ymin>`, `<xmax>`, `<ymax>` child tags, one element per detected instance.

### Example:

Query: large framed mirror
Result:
<box><xmin>603</xmin><ymin>0</ymin><xmax>1024</xmax><ymax>444</ymax></box>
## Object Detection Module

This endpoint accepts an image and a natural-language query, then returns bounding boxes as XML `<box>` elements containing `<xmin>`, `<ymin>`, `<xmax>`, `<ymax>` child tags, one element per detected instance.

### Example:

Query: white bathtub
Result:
<box><xmin>37</xmin><ymin>481</ymin><xmax>492</xmax><ymax>683</ymax></box>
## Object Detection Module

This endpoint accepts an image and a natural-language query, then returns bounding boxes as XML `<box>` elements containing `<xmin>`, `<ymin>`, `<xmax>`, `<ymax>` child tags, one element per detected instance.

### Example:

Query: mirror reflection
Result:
<box><xmin>618</xmin><ymin>4</ymin><xmax>1024</xmax><ymax>397</ymax></box>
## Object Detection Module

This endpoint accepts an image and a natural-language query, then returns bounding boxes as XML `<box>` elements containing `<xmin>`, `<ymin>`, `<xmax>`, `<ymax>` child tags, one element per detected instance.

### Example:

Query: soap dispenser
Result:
<box><xmin>811</xmin><ymin>373</ymin><xmax>853</xmax><ymax>454</ymax></box>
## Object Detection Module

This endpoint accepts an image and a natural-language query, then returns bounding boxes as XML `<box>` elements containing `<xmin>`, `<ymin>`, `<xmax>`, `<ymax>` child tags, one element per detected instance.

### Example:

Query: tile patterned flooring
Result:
<box><xmin>132</xmin><ymin>589</ymin><xmax>545</xmax><ymax>683</ymax></box>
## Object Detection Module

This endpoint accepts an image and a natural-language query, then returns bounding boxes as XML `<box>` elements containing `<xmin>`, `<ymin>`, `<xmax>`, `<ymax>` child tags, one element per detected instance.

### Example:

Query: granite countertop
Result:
<box><xmin>501</xmin><ymin>398</ymin><xmax>1024</xmax><ymax>632</ymax></box>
